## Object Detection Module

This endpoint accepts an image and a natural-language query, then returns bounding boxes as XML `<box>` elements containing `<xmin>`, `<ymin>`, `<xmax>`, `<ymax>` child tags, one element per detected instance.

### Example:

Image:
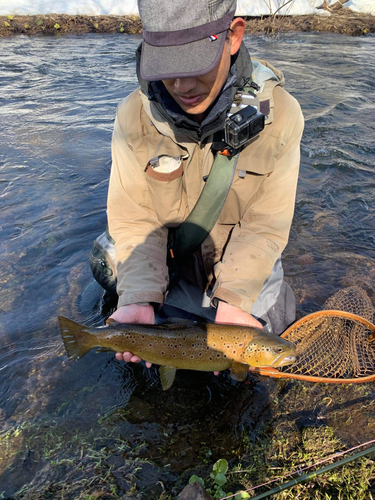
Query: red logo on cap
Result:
<box><xmin>209</xmin><ymin>35</ymin><xmax>218</xmax><ymax>42</ymax></box>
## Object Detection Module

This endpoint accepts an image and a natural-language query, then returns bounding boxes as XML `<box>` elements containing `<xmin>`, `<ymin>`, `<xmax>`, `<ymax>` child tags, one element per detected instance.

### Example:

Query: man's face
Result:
<box><xmin>162</xmin><ymin>41</ymin><xmax>231</xmax><ymax>124</ymax></box>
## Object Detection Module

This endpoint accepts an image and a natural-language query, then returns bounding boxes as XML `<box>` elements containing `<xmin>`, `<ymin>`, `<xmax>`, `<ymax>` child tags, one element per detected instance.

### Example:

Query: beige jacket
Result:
<box><xmin>107</xmin><ymin>60</ymin><xmax>304</xmax><ymax>313</ymax></box>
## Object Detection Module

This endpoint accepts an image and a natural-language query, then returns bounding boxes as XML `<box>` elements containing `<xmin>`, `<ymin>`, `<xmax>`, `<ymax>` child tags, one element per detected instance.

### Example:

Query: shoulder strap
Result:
<box><xmin>168</xmin><ymin>150</ymin><xmax>240</xmax><ymax>262</ymax></box>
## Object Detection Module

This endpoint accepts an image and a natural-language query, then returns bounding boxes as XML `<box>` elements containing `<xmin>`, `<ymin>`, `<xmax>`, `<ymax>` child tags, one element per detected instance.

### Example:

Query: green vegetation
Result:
<box><xmin>186</xmin><ymin>427</ymin><xmax>375</xmax><ymax>500</ymax></box>
<box><xmin>2</xmin><ymin>359</ymin><xmax>375</xmax><ymax>499</ymax></box>
<box><xmin>189</xmin><ymin>459</ymin><xmax>251</xmax><ymax>499</ymax></box>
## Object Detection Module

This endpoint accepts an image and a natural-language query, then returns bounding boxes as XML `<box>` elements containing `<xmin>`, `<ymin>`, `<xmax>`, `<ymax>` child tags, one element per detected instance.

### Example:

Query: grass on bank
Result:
<box><xmin>0</xmin><ymin>9</ymin><xmax>375</xmax><ymax>38</ymax></box>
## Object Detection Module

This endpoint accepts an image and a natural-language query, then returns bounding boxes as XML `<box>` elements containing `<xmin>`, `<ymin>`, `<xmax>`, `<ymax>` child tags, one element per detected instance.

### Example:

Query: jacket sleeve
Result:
<box><xmin>211</xmin><ymin>90</ymin><xmax>304</xmax><ymax>314</ymax></box>
<box><xmin>107</xmin><ymin>99</ymin><xmax>169</xmax><ymax>308</ymax></box>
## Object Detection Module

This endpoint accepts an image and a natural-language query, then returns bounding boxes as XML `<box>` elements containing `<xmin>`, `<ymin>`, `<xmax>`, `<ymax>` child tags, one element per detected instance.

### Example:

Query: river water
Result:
<box><xmin>0</xmin><ymin>33</ymin><xmax>375</xmax><ymax>498</ymax></box>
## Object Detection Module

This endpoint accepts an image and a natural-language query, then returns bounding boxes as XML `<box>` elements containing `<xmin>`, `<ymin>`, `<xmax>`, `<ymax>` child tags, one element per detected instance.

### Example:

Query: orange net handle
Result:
<box><xmin>253</xmin><ymin>310</ymin><xmax>375</xmax><ymax>384</ymax></box>
<box><xmin>251</xmin><ymin>367</ymin><xmax>375</xmax><ymax>384</ymax></box>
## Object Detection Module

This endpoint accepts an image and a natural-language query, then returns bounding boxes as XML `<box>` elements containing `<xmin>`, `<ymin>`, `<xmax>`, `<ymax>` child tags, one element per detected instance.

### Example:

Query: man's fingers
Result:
<box><xmin>123</xmin><ymin>351</ymin><xmax>134</xmax><ymax>362</ymax></box>
<box><xmin>115</xmin><ymin>351</ymin><xmax>152</xmax><ymax>367</ymax></box>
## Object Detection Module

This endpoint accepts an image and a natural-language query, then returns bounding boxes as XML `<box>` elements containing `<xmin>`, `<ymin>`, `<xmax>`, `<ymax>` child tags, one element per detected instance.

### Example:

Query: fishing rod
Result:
<box><xmin>221</xmin><ymin>443</ymin><xmax>375</xmax><ymax>500</ymax></box>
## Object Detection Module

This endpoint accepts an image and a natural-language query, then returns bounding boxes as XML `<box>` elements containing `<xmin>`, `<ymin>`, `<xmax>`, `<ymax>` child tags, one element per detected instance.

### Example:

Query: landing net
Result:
<box><xmin>254</xmin><ymin>286</ymin><xmax>375</xmax><ymax>383</ymax></box>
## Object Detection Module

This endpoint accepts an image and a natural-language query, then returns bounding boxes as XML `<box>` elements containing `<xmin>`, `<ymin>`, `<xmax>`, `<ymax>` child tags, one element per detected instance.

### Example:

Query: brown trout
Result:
<box><xmin>58</xmin><ymin>317</ymin><xmax>296</xmax><ymax>390</ymax></box>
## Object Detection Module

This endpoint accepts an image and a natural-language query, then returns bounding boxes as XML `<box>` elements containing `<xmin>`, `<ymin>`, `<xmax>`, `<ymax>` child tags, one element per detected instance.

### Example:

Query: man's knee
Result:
<box><xmin>260</xmin><ymin>281</ymin><xmax>296</xmax><ymax>335</ymax></box>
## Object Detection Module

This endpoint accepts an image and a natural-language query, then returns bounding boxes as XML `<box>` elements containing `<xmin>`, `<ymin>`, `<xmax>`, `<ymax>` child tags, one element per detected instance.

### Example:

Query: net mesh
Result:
<box><xmin>277</xmin><ymin>286</ymin><xmax>375</xmax><ymax>381</ymax></box>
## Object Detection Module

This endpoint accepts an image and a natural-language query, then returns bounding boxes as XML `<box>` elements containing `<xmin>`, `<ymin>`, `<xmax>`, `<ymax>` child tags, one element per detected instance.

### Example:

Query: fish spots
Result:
<box><xmin>232</xmin><ymin>350</ymin><xmax>237</xmax><ymax>355</ymax></box>
<box><xmin>161</xmin><ymin>351</ymin><xmax>165</xmax><ymax>355</ymax></box>
<box><xmin>206</xmin><ymin>346</ymin><xmax>210</xmax><ymax>350</ymax></box>
<box><xmin>212</xmin><ymin>343</ymin><xmax>216</xmax><ymax>348</ymax></box>
<box><xmin>216</xmin><ymin>353</ymin><xmax>221</xmax><ymax>358</ymax></box>
<box><xmin>182</xmin><ymin>352</ymin><xmax>186</xmax><ymax>356</ymax></box>
<box><xmin>191</xmin><ymin>344</ymin><xmax>195</xmax><ymax>348</ymax></box>
<box><xmin>173</xmin><ymin>354</ymin><xmax>176</xmax><ymax>358</ymax></box>
<box><xmin>223</xmin><ymin>354</ymin><xmax>227</xmax><ymax>358</ymax></box>
<box><xmin>198</xmin><ymin>352</ymin><xmax>202</xmax><ymax>357</ymax></box>
<box><xmin>190</xmin><ymin>355</ymin><xmax>194</xmax><ymax>359</ymax></box>
<box><xmin>141</xmin><ymin>335</ymin><xmax>145</xmax><ymax>339</ymax></box>
<box><xmin>238</xmin><ymin>343</ymin><xmax>243</xmax><ymax>347</ymax></box>
<box><xmin>131</xmin><ymin>340</ymin><xmax>136</xmax><ymax>344</ymax></box>
<box><xmin>209</xmin><ymin>356</ymin><xmax>213</xmax><ymax>361</ymax></box>
<box><xmin>149</xmin><ymin>343</ymin><xmax>153</xmax><ymax>347</ymax></box>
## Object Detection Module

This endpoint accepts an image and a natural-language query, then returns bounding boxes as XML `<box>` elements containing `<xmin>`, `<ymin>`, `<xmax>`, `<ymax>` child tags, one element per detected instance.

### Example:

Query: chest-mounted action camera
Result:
<box><xmin>224</xmin><ymin>92</ymin><xmax>265</xmax><ymax>151</ymax></box>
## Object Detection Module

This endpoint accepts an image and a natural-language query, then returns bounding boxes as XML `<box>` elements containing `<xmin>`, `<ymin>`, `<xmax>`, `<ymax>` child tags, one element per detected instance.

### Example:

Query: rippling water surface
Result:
<box><xmin>0</xmin><ymin>33</ymin><xmax>375</xmax><ymax>497</ymax></box>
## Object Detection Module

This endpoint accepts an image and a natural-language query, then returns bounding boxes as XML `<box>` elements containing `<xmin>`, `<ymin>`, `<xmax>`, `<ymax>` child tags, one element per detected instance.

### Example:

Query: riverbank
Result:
<box><xmin>0</xmin><ymin>7</ymin><xmax>374</xmax><ymax>37</ymax></box>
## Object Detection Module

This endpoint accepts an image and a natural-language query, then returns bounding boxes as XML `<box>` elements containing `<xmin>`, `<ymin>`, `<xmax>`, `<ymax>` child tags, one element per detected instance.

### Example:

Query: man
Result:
<box><xmin>103</xmin><ymin>0</ymin><xmax>304</xmax><ymax>367</ymax></box>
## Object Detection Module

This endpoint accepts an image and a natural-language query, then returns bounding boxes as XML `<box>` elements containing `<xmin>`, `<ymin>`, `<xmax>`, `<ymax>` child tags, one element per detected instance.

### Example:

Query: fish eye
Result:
<box><xmin>276</xmin><ymin>346</ymin><xmax>284</xmax><ymax>353</ymax></box>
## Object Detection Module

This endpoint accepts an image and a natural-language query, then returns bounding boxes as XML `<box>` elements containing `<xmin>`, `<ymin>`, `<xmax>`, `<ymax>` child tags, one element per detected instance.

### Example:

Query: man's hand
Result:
<box><xmin>213</xmin><ymin>301</ymin><xmax>263</xmax><ymax>375</ymax></box>
<box><xmin>110</xmin><ymin>304</ymin><xmax>155</xmax><ymax>368</ymax></box>
<box><xmin>215</xmin><ymin>301</ymin><xmax>263</xmax><ymax>328</ymax></box>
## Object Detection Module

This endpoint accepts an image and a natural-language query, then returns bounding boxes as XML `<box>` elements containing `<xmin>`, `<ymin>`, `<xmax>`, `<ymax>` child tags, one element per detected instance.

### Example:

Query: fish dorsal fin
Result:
<box><xmin>159</xmin><ymin>366</ymin><xmax>177</xmax><ymax>391</ymax></box>
<box><xmin>230</xmin><ymin>361</ymin><xmax>249</xmax><ymax>382</ymax></box>
<box><xmin>160</xmin><ymin>318</ymin><xmax>202</xmax><ymax>330</ymax></box>
<box><xmin>105</xmin><ymin>318</ymin><xmax>119</xmax><ymax>326</ymax></box>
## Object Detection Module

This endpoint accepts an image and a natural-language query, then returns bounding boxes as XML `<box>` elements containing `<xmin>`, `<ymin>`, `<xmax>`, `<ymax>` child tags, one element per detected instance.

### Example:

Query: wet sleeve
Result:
<box><xmin>107</xmin><ymin>104</ymin><xmax>169</xmax><ymax>308</ymax></box>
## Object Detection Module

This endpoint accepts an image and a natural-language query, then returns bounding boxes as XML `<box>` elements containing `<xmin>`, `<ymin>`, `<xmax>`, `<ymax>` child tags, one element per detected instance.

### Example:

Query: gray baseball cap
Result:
<box><xmin>138</xmin><ymin>0</ymin><xmax>237</xmax><ymax>81</ymax></box>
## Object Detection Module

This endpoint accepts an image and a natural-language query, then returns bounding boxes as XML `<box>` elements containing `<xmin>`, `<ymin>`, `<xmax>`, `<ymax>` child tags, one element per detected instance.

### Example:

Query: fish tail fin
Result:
<box><xmin>58</xmin><ymin>316</ymin><xmax>92</xmax><ymax>361</ymax></box>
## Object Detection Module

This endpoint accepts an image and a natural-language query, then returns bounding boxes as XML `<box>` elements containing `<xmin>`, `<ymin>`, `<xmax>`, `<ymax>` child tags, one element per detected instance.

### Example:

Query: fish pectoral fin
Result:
<box><xmin>159</xmin><ymin>366</ymin><xmax>177</xmax><ymax>391</ymax></box>
<box><xmin>230</xmin><ymin>362</ymin><xmax>249</xmax><ymax>382</ymax></box>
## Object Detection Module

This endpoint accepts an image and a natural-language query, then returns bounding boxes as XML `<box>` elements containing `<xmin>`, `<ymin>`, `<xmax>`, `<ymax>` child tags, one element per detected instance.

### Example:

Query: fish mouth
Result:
<box><xmin>273</xmin><ymin>355</ymin><xmax>296</xmax><ymax>367</ymax></box>
<box><xmin>272</xmin><ymin>356</ymin><xmax>296</xmax><ymax>366</ymax></box>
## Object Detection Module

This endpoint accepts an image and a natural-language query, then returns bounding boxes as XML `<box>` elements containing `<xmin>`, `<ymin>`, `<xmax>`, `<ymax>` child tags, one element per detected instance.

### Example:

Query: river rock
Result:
<box><xmin>179</xmin><ymin>481</ymin><xmax>214</xmax><ymax>500</ymax></box>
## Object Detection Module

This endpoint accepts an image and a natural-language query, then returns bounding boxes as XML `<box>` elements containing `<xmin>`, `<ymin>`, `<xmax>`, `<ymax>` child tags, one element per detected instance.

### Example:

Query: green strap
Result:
<box><xmin>168</xmin><ymin>151</ymin><xmax>240</xmax><ymax>261</ymax></box>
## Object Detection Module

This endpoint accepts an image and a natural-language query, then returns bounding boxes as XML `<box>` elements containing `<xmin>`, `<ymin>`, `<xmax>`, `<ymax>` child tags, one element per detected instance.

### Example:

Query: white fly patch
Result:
<box><xmin>149</xmin><ymin>155</ymin><xmax>181</xmax><ymax>173</ymax></box>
